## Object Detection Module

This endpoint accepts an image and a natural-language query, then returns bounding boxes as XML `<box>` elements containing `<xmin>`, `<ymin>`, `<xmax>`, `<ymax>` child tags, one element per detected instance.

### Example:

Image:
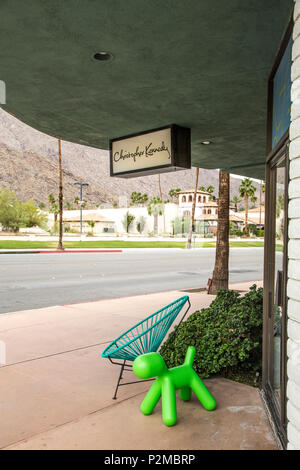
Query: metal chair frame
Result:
<box><xmin>102</xmin><ymin>296</ymin><xmax>191</xmax><ymax>399</ymax></box>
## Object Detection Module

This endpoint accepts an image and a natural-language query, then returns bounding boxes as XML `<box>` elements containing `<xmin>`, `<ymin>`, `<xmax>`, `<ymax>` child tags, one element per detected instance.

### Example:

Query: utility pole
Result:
<box><xmin>74</xmin><ymin>182</ymin><xmax>89</xmax><ymax>236</ymax></box>
<box><xmin>57</xmin><ymin>137</ymin><xmax>64</xmax><ymax>250</ymax></box>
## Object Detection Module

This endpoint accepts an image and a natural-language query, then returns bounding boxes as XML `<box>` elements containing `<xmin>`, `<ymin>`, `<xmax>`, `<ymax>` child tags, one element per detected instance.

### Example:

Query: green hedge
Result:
<box><xmin>160</xmin><ymin>285</ymin><xmax>263</xmax><ymax>379</ymax></box>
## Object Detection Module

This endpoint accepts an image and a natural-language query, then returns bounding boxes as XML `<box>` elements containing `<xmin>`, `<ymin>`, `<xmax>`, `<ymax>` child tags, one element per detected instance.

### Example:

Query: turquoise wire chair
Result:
<box><xmin>102</xmin><ymin>295</ymin><xmax>190</xmax><ymax>399</ymax></box>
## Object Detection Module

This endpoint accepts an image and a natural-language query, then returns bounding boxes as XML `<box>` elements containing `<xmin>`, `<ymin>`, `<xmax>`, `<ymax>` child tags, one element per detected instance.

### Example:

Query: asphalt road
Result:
<box><xmin>0</xmin><ymin>248</ymin><xmax>265</xmax><ymax>314</ymax></box>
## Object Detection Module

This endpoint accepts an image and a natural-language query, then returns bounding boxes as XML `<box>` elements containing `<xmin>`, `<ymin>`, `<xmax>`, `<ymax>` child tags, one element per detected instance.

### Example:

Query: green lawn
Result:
<box><xmin>0</xmin><ymin>239</ymin><xmax>272</xmax><ymax>249</ymax></box>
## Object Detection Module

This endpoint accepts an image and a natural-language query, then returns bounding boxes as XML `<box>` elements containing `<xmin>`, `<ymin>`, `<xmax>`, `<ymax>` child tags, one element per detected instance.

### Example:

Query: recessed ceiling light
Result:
<box><xmin>201</xmin><ymin>141</ymin><xmax>212</xmax><ymax>145</ymax></box>
<box><xmin>93</xmin><ymin>51</ymin><xmax>114</xmax><ymax>61</ymax></box>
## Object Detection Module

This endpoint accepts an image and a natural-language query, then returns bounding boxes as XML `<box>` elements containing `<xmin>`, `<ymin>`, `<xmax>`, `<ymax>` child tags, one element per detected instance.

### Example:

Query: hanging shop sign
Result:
<box><xmin>110</xmin><ymin>125</ymin><xmax>191</xmax><ymax>178</ymax></box>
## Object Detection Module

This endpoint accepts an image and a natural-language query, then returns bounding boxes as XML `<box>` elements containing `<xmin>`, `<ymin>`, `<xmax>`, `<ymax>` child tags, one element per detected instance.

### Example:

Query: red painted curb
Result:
<box><xmin>0</xmin><ymin>250</ymin><xmax>123</xmax><ymax>254</ymax></box>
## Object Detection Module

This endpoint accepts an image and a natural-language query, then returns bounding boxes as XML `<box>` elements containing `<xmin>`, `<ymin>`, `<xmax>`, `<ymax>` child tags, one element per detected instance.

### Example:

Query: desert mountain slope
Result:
<box><xmin>0</xmin><ymin>108</ymin><xmax>252</xmax><ymax>206</ymax></box>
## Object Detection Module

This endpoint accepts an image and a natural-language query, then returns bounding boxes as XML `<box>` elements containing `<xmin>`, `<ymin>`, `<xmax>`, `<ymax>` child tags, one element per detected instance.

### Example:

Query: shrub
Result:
<box><xmin>122</xmin><ymin>211</ymin><xmax>135</xmax><ymax>233</ymax></box>
<box><xmin>258</xmin><ymin>229</ymin><xmax>264</xmax><ymax>237</ymax></box>
<box><xmin>0</xmin><ymin>189</ymin><xmax>47</xmax><ymax>232</ymax></box>
<box><xmin>160</xmin><ymin>285</ymin><xmax>263</xmax><ymax>378</ymax></box>
<box><xmin>248</xmin><ymin>224</ymin><xmax>260</xmax><ymax>236</ymax></box>
<box><xmin>136</xmin><ymin>216</ymin><xmax>146</xmax><ymax>234</ymax></box>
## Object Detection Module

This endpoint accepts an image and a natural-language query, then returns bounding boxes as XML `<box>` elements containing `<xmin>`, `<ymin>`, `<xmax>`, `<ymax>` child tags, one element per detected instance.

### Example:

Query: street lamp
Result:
<box><xmin>74</xmin><ymin>182</ymin><xmax>89</xmax><ymax>236</ymax></box>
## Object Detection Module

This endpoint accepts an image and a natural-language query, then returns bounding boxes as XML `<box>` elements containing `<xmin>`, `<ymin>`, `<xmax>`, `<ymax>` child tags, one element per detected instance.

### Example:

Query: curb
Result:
<box><xmin>0</xmin><ymin>249</ymin><xmax>123</xmax><ymax>254</ymax></box>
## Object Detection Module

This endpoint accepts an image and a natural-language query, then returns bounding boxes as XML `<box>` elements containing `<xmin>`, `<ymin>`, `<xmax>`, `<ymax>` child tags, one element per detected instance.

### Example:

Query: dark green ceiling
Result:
<box><xmin>0</xmin><ymin>0</ymin><xmax>294</xmax><ymax>179</ymax></box>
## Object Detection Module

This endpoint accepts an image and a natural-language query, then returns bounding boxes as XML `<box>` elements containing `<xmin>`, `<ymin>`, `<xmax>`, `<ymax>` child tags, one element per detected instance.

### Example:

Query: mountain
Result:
<box><xmin>0</xmin><ymin>143</ymin><xmax>115</xmax><ymax>207</ymax></box>
<box><xmin>0</xmin><ymin>108</ymin><xmax>257</xmax><ymax>208</ymax></box>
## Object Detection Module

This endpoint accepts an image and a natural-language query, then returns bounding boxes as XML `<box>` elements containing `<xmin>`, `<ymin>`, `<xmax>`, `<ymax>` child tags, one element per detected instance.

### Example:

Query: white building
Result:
<box><xmin>51</xmin><ymin>204</ymin><xmax>179</xmax><ymax>236</ymax></box>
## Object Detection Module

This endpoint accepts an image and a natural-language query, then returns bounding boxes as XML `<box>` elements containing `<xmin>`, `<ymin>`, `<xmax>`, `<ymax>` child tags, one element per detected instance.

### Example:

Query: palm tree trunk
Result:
<box><xmin>158</xmin><ymin>174</ymin><xmax>162</xmax><ymax>200</ymax></box>
<box><xmin>245</xmin><ymin>195</ymin><xmax>248</xmax><ymax>232</ymax></box>
<box><xmin>158</xmin><ymin>175</ymin><xmax>165</xmax><ymax>233</ymax></box>
<box><xmin>208</xmin><ymin>171</ymin><xmax>229</xmax><ymax>294</ymax></box>
<box><xmin>57</xmin><ymin>137</ymin><xmax>64</xmax><ymax>250</ymax></box>
<box><xmin>259</xmin><ymin>182</ymin><xmax>262</xmax><ymax>226</ymax></box>
<box><xmin>186</xmin><ymin>168</ymin><xmax>199</xmax><ymax>249</ymax></box>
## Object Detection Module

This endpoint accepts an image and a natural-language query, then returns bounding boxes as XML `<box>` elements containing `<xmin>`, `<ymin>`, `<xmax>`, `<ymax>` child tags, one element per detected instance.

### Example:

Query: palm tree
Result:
<box><xmin>168</xmin><ymin>188</ymin><xmax>181</xmax><ymax>202</ymax></box>
<box><xmin>230</xmin><ymin>195</ymin><xmax>242</xmax><ymax>212</ymax></box>
<box><xmin>57</xmin><ymin>137</ymin><xmax>64</xmax><ymax>250</ymax></box>
<box><xmin>147</xmin><ymin>197</ymin><xmax>164</xmax><ymax>234</ymax></box>
<box><xmin>239</xmin><ymin>178</ymin><xmax>256</xmax><ymax>232</ymax></box>
<box><xmin>206</xmin><ymin>185</ymin><xmax>215</xmax><ymax>201</ymax></box>
<box><xmin>141</xmin><ymin>193</ymin><xmax>149</xmax><ymax>205</ymax></box>
<box><xmin>206</xmin><ymin>185</ymin><xmax>214</xmax><ymax>194</ymax></box>
<box><xmin>250</xmin><ymin>194</ymin><xmax>258</xmax><ymax>208</ymax></box>
<box><xmin>158</xmin><ymin>174</ymin><xmax>163</xmax><ymax>200</ymax></box>
<box><xmin>64</xmin><ymin>201</ymin><xmax>74</xmax><ymax>210</ymax></box>
<box><xmin>208</xmin><ymin>171</ymin><xmax>230</xmax><ymax>294</ymax></box>
<box><xmin>259</xmin><ymin>181</ymin><xmax>265</xmax><ymax>226</ymax></box>
<box><xmin>186</xmin><ymin>168</ymin><xmax>199</xmax><ymax>249</ymax></box>
<box><xmin>48</xmin><ymin>193</ymin><xmax>59</xmax><ymax>223</ymax></box>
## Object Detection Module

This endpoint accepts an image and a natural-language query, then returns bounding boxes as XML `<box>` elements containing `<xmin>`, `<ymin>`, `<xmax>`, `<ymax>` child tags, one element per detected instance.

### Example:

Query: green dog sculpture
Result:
<box><xmin>133</xmin><ymin>346</ymin><xmax>216</xmax><ymax>426</ymax></box>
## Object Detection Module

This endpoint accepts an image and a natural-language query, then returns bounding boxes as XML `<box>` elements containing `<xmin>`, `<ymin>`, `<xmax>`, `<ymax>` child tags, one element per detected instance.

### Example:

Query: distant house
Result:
<box><xmin>63</xmin><ymin>211</ymin><xmax>115</xmax><ymax>234</ymax></box>
<box><xmin>247</xmin><ymin>206</ymin><xmax>265</xmax><ymax>227</ymax></box>
<box><xmin>178</xmin><ymin>189</ymin><xmax>263</xmax><ymax>234</ymax></box>
<box><xmin>229</xmin><ymin>205</ymin><xmax>265</xmax><ymax>229</ymax></box>
<box><xmin>179</xmin><ymin>190</ymin><xmax>218</xmax><ymax>218</ymax></box>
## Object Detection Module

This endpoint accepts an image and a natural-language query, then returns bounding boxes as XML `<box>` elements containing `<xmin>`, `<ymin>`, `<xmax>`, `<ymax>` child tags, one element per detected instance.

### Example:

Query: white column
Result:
<box><xmin>287</xmin><ymin>1</ymin><xmax>300</xmax><ymax>450</ymax></box>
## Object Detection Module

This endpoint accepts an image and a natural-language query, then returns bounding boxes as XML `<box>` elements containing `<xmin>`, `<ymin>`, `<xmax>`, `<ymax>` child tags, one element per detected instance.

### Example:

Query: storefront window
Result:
<box><xmin>263</xmin><ymin>145</ymin><xmax>288</xmax><ymax>447</ymax></box>
<box><xmin>263</xmin><ymin>19</ymin><xmax>292</xmax><ymax>448</ymax></box>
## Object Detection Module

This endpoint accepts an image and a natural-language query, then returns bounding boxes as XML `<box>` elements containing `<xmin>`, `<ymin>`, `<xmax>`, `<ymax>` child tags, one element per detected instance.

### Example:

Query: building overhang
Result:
<box><xmin>0</xmin><ymin>1</ymin><xmax>294</xmax><ymax>179</ymax></box>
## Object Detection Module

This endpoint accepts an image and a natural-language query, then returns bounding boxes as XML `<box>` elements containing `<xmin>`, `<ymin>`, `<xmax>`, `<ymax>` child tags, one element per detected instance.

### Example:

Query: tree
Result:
<box><xmin>0</xmin><ymin>189</ymin><xmax>24</xmax><ymax>232</ymax></box>
<box><xmin>147</xmin><ymin>197</ymin><xmax>164</xmax><ymax>234</ymax></box>
<box><xmin>250</xmin><ymin>194</ymin><xmax>257</xmax><ymax>208</ymax></box>
<box><xmin>208</xmin><ymin>171</ymin><xmax>230</xmax><ymax>294</ymax></box>
<box><xmin>22</xmin><ymin>200</ymin><xmax>48</xmax><ymax>229</ymax></box>
<box><xmin>48</xmin><ymin>193</ymin><xmax>59</xmax><ymax>222</ymax></box>
<box><xmin>239</xmin><ymin>178</ymin><xmax>256</xmax><ymax>233</ymax></box>
<box><xmin>130</xmin><ymin>192</ymin><xmax>148</xmax><ymax>206</ymax></box>
<box><xmin>0</xmin><ymin>190</ymin><xmax>47</xmax><ymax>232</ymax></box>
<box><xmin>141</xmin><ymin>194</ymin><xmax>148</xmax><ymax>205</ymax></box>
<box><xmin>64</xmin><ymin>201</ymin><xmax>74</xmax><ymax>210</ymax></box>
<box><xmin>74</xmin><ymin>196</ymin><xmax>87</xmax><ymax>209</ymax></box>
<box><xmin>158</xmin><ymin>174</ymin><xmax>163</xmax><ymax>200</ymax></box>
<box><xmin>168</xmin><ymin>188</ymin><xmax>181</xmax><ymax>202</ymax></box>
<box><xmin>186</xmin><ymin>168</ymin><xmax>199</xmax><ymax>249</ymax></box>
<box><xmin>206</xmin><ymin>185</ymin><xmax>215</xmax><ymax>201</ymax></box>
<box><xmin>259</xmin><ymin>180</ymin><xmax>265</xmax><ymax>226</ymax></box>
<box><xmin>136</xmin><ymin>216</ymin><xmax>146</xmax><ymax>234</ymax></box>
<box><xmin>122</xmin><ymin>211</ymin><xmax>135</xmax><ymax>233</ymax></box>
<box><xmin>276</xmin><ymin>194</ymin><xmax>284</xmax><ymax>218</ymax></box>
<box><xmin>87</xmin><ymin>220</ymin><xmax>95</xmax><ymax>235</ymax></box>
<box><xmin>230</xmin><ymin>195</ymin><xmax>242</xmax><ymax>212</ymax></box>
<box><xmin>57</xmin><ymin>137</ymin><xmax>64</xmax><ymax>250</ymax></box>
<box><xmin>198</xmin><ymin>185</ymin><xmax>206</xmax><ymax>192</ymax></box>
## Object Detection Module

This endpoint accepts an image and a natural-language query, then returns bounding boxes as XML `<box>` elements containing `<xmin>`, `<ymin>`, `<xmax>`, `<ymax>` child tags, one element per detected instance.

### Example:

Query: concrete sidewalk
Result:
<box><xmin>0</xmin><ymin>281</ymin><xmax>277</xmax><ymax>450</ymax></box>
